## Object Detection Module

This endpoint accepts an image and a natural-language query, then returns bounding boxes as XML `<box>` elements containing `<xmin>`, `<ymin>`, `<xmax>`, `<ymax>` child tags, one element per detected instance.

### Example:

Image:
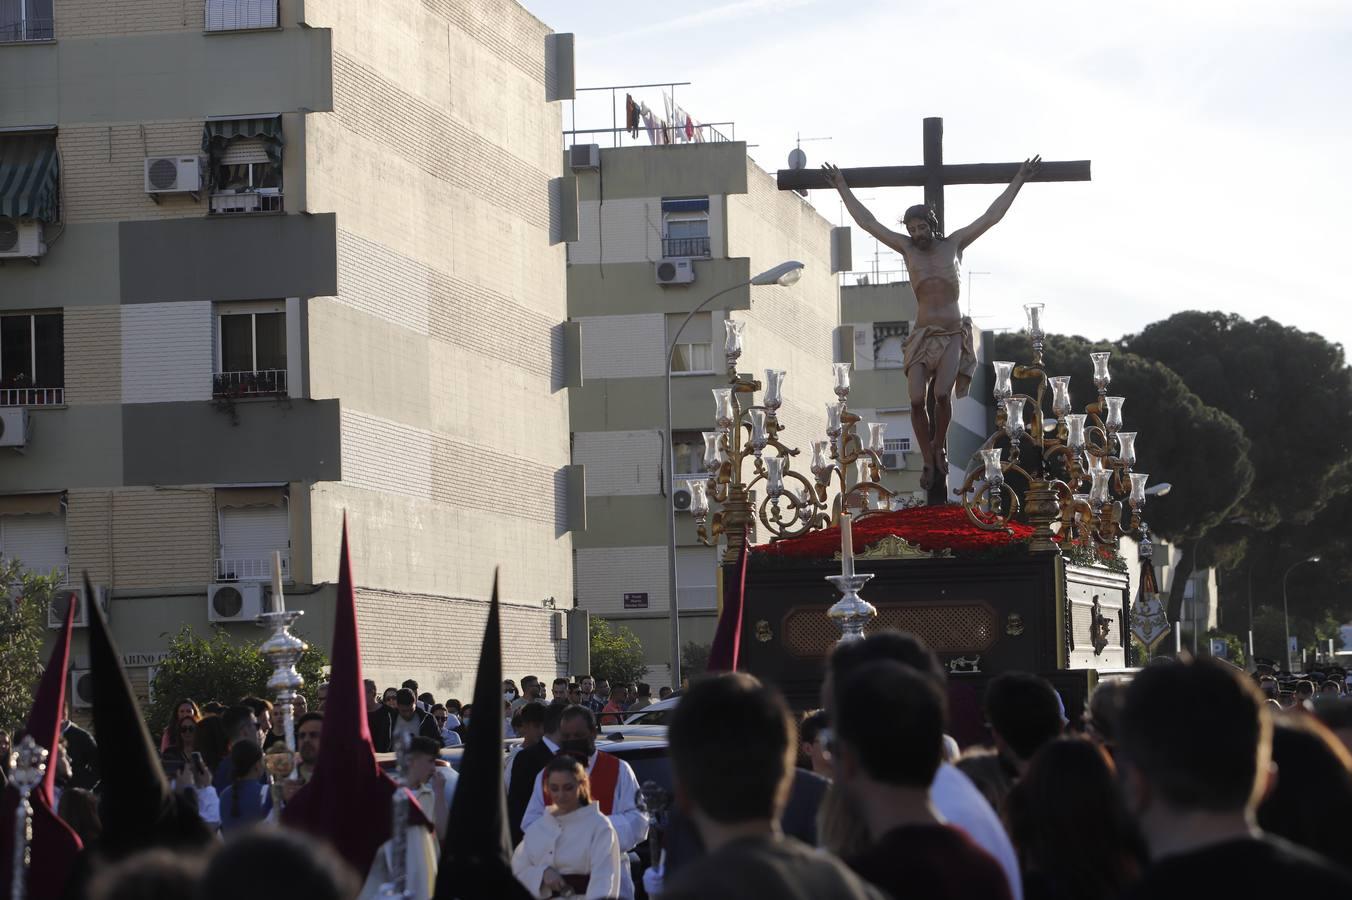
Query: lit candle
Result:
<box><xmin>841</xmin><ymin>512</ymin><xmax>855</xmax><ymax>576</ymax></box>
<box><xmin>271</xmin><ymin>550</ymin><xmax>285</xmax><ymax>612</ymax></box>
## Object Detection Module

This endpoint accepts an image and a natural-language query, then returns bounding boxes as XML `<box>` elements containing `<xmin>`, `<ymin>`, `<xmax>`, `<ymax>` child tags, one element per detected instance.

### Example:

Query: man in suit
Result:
<box><xmin>369</xmin><ymin>688</ymin><xmax>442</xmax><ymax>753</ymax></box>
<box><xmin>506</xmin><ymin>701</ymin><xmax>566</xmax><ymax>846</ymax></box>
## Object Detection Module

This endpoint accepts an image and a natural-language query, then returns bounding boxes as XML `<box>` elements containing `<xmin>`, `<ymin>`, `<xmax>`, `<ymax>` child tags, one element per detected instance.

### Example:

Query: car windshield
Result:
<box><xmin>629</xmin><ymin>708</ymin><xmax>672</xmax><ymax>726</ymax></box>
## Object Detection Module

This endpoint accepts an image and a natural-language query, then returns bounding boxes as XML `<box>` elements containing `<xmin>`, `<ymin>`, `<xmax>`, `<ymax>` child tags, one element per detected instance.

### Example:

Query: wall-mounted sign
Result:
<box><xmin>623</xmin><ymin>592</ymin><xmax>649</xmax><ymax>610</ymax></box>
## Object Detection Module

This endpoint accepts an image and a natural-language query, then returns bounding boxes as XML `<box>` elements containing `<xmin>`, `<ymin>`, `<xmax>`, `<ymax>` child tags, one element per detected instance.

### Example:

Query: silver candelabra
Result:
<box><xmin>9</xmin><ymin>735</ymin><xmax>47</xmax><ymax>900</ymax></box>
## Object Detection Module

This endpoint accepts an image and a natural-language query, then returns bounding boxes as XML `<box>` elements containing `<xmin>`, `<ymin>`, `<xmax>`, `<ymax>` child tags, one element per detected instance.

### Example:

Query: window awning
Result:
<box><xmin>215</xmin><ymin>486</ymin><xmax>286</xmax><ymax>509</ymax></box>
<box><xmin>0</xmin><ymin>492</ymin><xmax>64</xmax><ymax>516</ymax></box>
<box><xmin>662</xmin><ymin>197</ymin><xmax>709</xmax><ymax>214</ymax></box>
<box><xmin>202</xmin><ymin>116</ymin><xmax>283</xmax><ymax>165</ymax></box>
<box><xmin>0</xmin><ymin>133</ymin><xmax>60</xmax><ymax>223</ymax></box>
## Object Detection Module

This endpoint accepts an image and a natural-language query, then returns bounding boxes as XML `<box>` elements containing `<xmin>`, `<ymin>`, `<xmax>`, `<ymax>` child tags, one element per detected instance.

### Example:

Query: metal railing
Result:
<box><xmin>216</xmin><ymin>551</ymin><xmax>291</xmax><ymax>583</ymax></box>
<box><xmin>662</xmin><ymin>236</ymin><xmax>710</xmax><ymax>259</ymax></box>
<box><xmin>204</xmin><ymin>0</ymin><xmax>278</xmax><ymax>31</ymax></box>
<box><xmin>213</xmin><ymin>369</ymin><xmax>287</xmax><ymax>398</ymax></box>
<box><xmin>0</xmin><ymin>17</ymin><xmax>54</xmax><ymax>42</ymax></box>
<box><xmin>210</xmin><ymin>190</ymin><xmax>283</xmax><ymax>215</ymax></box>
<box><xmin>0</xmin><ymin>387</ymin><xmax>63</xmax><ymax>406</ymax></box>
<box><xmin>841</xmin><ymin>269</ymin><xmax>910</xmax><ymax>287</ymax></box>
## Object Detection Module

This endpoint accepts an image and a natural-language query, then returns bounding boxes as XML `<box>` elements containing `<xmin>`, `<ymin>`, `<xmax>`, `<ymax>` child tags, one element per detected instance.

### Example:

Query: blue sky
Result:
<box><xmin>523</xmin><ymin>0</ymin><xmax>1352</xmax><ymax>353</ymax></box>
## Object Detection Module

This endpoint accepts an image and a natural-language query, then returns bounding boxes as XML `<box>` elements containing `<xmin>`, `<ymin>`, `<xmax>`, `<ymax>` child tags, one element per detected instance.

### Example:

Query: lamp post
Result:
<box><xmin>1282</xmin><ymin>555</ymin><xmax>1321</xmax><ymax>673</ymax></box>
<box><xmin>665</xmin><ymin>260</ymin><xmax>804</xmax><ymax>692</ymax></box>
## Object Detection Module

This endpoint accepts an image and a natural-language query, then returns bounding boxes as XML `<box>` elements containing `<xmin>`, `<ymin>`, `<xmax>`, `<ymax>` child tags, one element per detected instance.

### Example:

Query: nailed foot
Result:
<box><xmin>933</xmin><ymin>445</ymin><xmax>950</xmax><ymax>478</ymax></box>
<box><xmin>920</xmin><ymin>464</ymin><xmax>934</xmax><ymax>491</ymax></box>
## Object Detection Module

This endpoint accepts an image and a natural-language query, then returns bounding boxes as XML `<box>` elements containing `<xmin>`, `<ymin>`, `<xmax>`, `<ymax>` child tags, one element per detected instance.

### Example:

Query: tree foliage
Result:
<box><xmin>148</xmin><ymin>626</ymin><xmax>329</xmax><ymax>734</ymax></box>
<box><xmin>587</xmin><ymin>618</ymin><xmax>648</xmax><ymax>687</ymax></box>
<box><xmin>681</xmin><ymin>641</ymin><xmax>711</xmax><ymax>676</ymax></box>
<box><xmin>0</xmin><ymin>562</ymin><xmax>62</xmax><ymax>732</ymax></box>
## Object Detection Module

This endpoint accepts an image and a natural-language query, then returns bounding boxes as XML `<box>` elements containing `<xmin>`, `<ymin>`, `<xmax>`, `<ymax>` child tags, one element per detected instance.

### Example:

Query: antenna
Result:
<box><xmin>788</xmin><ymin>133</ymin><xmax>832</xmax><ymax>196</ymax></box>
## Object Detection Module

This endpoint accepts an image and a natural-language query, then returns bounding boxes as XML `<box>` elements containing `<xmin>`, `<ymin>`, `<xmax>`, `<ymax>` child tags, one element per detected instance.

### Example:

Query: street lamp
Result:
<box><xmin>1282</xmin><ymin>555</ymin><xmax>1321</xmax><ymax>672</ymax></box>
<box><xmin>665</xmin><ymin>260</ymin><xmax>804</xmax><ymax>692</ymax></box>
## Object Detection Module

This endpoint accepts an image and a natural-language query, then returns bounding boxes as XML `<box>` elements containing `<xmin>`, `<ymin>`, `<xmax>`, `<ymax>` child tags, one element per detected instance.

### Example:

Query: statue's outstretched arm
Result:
<box><xmin>821</xmin><ymin>163</ymin><xmax>911</xmax><ymax>256</ymax></box>
<box><xmin>950</xmin><ymin>155</ymin><xmax>1042</xmax><ymax>252</ymax></box>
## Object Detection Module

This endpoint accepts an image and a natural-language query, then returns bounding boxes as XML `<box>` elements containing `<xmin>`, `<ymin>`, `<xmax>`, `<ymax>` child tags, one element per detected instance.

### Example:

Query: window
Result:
<box><xmin>671</xmin><ymin>430</ymin><xmax>707</xmax><ymax>478</ymax></box>
<box><xmin>216</xmin><ymin>487</ymin><xmax>289</xmax><ymax>581</ymax></box>
<box><xmin>214</xmin><ymin>303</ymin><xmax>286</xmax><ymax>397</ymax></box>
<box><xmin>0</xmin><ymin>0</ymin><xmax>54</xmax><ymax>43</ymax></box>
<box><xmin>666</xmin><ymin>311</ymin><xmax>714</xmax><ymax>375</ymax></box>
<box><xmin>873</xmin><ymin>322</ymin><xmax>911</xmax><ymax>369</ymax></box>
<box><xmin>662</xmin><ymin>197</ymin><xmax>711</xmax><ymax>258</ymax></box>
<box><xmin>0</xmin><ymin>312</ymin><xmax>63</xmax><ymax>405</ymax></box>
<box><xmin>0</xmin><ymin>493</ymin><xmax>67</xmax><ymax>582</ymax></box>
<box><xmin>205</xmin><ymin>0</ymin><xmax>278</xmax><ymax>31</ymax></box>
<box><xmin>202</xmin><ymin>117</ymin><xmax>283</xmax><ymax>214</ymax></box>
<box><xmin>0</xmin><ymin>130</ymin><xmax>59</xmax><ymax>224</ymax></box>
<box><xmin>676</xmin><ymin>546</ymin><xmax>717</xmax><ymax>610</ymax></box>
<box><xmin>883</xmin><ymin>438</ymin><xmax>912</xmax><ymax>453</ymax></box>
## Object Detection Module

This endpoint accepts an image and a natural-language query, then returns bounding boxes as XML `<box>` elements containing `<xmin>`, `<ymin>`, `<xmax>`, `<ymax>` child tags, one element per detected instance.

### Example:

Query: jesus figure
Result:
<box><xmin>822</xmin><ymin>156</ymin><xmax>1041</xmax><ymax>494</ymax></box>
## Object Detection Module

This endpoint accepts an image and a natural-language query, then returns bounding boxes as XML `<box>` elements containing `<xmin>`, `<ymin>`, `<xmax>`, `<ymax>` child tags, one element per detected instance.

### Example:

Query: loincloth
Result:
<box><xmin>903</xmin><ymin>320</ymin><xmax>978</xmax><ymax>399</ymax></box>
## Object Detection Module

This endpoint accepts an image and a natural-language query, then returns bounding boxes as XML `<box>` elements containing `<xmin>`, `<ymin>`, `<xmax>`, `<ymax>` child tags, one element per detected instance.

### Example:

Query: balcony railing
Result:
<box><xmin>216</xmin><ymin>552</ymin><xmax>291</xmax><ymax>583</ymax></box>
<box><xmin>0</xmin><ymin>387</ymin><xmax>63</xmax><ymax>406</ymax></box>
<box><xmin>205</xmin><ymin>0</ymin><xmax>278</xmax><ymax>31</ymax></box>
<box><xmin>0</xmin><ymin>17</ymin><xmax>54</xmax><ymax>43</ymax></box>
<box><xmin>213</xmin><ymin>369</ymin><xmax>287</xmax><ymax>398</ymax></box>
<box><xmin>662</xmin><ymin>236</ymin><xmax>711</xmax><ymax>259</ymax></box>
<box><xmin>210</xmin><ymin>189</ymin><xmax>283</xmax><ymax>215</ymax></box>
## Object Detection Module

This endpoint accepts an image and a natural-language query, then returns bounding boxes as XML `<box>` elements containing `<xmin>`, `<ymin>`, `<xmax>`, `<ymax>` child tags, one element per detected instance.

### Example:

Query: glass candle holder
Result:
<box><xmin>993</xmin><ymin>361</ymin><xmax>1016</xmax><ymax>400</ymax></box>
<box><xmin>765</xmin><ymin>457</ymin><xmax>785</xmax><ymax>497</ymax></box>
<box><xmin>832</xmin><ymin>362</ymin><xmax>851</xmax><ymax>399</ymax></box>
<box><xmin>979</xmin><ymin>447</ymin><xmax>1004</xmax><ymax>485</ymax></box>
<box><xmin>1091</xmin><ymin>352</ymin><xmax>1112</xmax><ymax>390</ymax></box>
<box><xmin>713</xmin><ymin>388</ymin><xmax>734</xmax><ymax>430</ymax></box>
<box><xmin>702</xmin><ymin>431</ymin><xmax>722</xmax><ymax>471</ymax></box>
<box><xmin>854</xmin><ymin>457</ymin><xmax>871</xmax><ymax>488</ymax></box>
<box><xmin>1024</xmin><ymin>302</ymin><xmax>1045</xmax><ymax>337</ymax></box>
<box><xmin>1116</xmin><ymin>431</ymin><xmax>1137</xmax><ymax>468</ymax></box>
<box><xmin>724</xmin><ymin>318</ymin><xmax>745</xmax><ymax>356</ymax></box>
<box><xmin>811</xmin><ymin>440</ymin><xmax>831</xmax><ymax>477</ymax></box>
<box><xmin>825</xmin><ymin>401</ymin><xmax>843</xmax><ymax>437</ymax></box>
<box><xmin>1065</xmin><ymin>413</ymin><xmax>1087</xmax><ymax>450</ymax></box>
<box><xmin>1090</xmin><ymin>468</ymin><xmax>1111</xmax><ymax>504</ymax></box>
<box><xmin>1003</xmin><ymin>397</ymin><xmax>1027</xmax><ymax>437</ymax></box>
<box><xmin>690</xmin><ymin>479</ymin><xmax>709</xmax><ymax>516</ymax></box>
<box><xmin>867</xmin><ymin>422</ymin><xmax>887</xmax><ymax>454</ymax></box>
<box><xmin>749</xmin><ymin>409</ymin><xmax>768</xmax><ymax>452</ymax></box>
<box><xmin>1049</xmin><ymin>376</ymin><xmax>1072</xmax><ymax>417</ymax></box>
<box><xmin>1130</xmin><ymin>472</ymin><xmax>1149</xmax><ymax>506</ymax></box>
<box><xmin>1105</xmin><ymin>396</ymin><xmax>1125</xmax><ymax>432</ymax></box>
<box><xmin>763</xmin><ymin>369</ymin><xmax>786</xmax><ymax>411</ymax></box>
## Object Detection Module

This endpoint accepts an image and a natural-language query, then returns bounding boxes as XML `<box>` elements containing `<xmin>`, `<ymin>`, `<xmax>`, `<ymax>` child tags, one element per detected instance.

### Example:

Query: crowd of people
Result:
<box><xmin>10</xmin><ymin>592</ymin><xmax>1352</xmax><ymax>900</ymax></box>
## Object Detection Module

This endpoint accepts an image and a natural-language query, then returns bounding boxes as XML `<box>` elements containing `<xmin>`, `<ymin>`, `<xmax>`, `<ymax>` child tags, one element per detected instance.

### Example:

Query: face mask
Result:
<box><xmin>504</xmin><ymin>691</ymin><xmax>517</xmax><ymax>702</ymax></box>
<box><xmin>559</xmin><ymin>737</ymin><xmax>595</xmax><ymax>760</ymax></box>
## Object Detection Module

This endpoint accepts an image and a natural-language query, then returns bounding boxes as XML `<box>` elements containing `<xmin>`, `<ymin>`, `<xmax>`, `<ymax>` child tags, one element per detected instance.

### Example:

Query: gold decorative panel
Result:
<box><xmin>780</xmin><ymin>602</ymin><xmax>998</xmax><ymax>659</ymax></box>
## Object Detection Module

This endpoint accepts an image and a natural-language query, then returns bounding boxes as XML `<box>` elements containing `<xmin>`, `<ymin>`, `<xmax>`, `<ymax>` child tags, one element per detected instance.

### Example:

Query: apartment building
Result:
<box><xmin>838</xmin><ymin>277</ymin><xmax>993</xmax><ymax>500</ymax></box>
<box><xmin>0</xmin><ymin>0</ymin><xmax>578</xmax><ymax>702</ymax></box>
<box><xmin>566</xmin><ymin>139</ymin><xmax>843</xmax><ymax>686</ymax></box>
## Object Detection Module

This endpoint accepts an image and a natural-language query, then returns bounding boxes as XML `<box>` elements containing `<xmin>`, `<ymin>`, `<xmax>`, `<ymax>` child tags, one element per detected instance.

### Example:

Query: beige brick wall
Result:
<box><xmin>54</xmin><ymin>0</ymin><xmax>195</xmax><ymax>39</ymax></box>
<box><xmin>69</xmin><ymin>487</ymin><xmax>218</xmax><ymax>589</ymax></box>
<box><xmin>64</xmin><ymin>306</ymin><xmax>122</xmax><ymax>405</ymax></box>
<box><xmin>356</xmin><ymin>587</ymin><xmax>564</xmax><ymax>700</ymax></box>
<box><xmin>58</xmin><ymin>122</ymin><xmax>206</xmax><ymax>224</ymax></box>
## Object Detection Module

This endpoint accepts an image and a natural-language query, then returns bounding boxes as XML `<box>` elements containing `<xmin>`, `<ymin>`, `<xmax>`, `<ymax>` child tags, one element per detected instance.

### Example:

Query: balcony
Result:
<box><xmin>0</xmin><ymin>387</ymin><xmax>63</xmax><ymax>406</ymax></box>
<box><xmin>210</xmin><ymin>189</ymin><xmax>282</xmax><ymax>215</ymax></box>
<box><xmin>662</xmin><ymin>236</ymin><xmax>711</xmax><ymax>259</ymax></box>
<box><xmin>216</xmin><ymin>551</ymin><xmax>291</xmax><ymax>583</ymax></box>
<box><xmin>0</xmin><ymin>15</ymin><xmax>53</xmax><ymax>43</ymax></box>
<box><xmin>205</xmin><ymin>0</ymin><xmax>278</xmax><ymax>31</ymax></box>
<box><xmin>213</xmin><ymin>369</ymin><xmax>287</xmax><ymax>399</ymax></box>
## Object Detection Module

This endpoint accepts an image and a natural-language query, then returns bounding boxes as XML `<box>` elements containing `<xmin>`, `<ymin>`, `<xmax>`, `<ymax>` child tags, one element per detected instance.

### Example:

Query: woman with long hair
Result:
<box><xmin>1005</xmin><ymin>737</ymin><xmax>1144</xmax><ymax>900</ymax></box>
<box><xmin>217</xmin><ymin>740</ymin><xmax>269</xmax><ymax>834</ymax></box>
<box><xmin>512</xmin><ymin>755</ymin><xmax>622</xmax><ymax>898</ymax></box>
<box><xmin>160</xmin><ymin>699</ymin><xmax>201</xmax><ymax>753</ymax></box>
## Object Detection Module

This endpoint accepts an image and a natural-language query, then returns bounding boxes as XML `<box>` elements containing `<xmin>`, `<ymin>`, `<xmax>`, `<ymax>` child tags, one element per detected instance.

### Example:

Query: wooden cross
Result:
<box><xmin>776</xmin><ymin>116</ymin><xmax>1091</xmax><ymax>232</ymax></box>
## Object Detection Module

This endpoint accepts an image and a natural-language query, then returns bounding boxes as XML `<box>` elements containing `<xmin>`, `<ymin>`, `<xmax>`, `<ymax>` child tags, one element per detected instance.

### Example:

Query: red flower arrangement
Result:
<box><xmin>756</xmin><ymin>505</ymin><xmax>1035</xmax><ymax>561</ymax></box>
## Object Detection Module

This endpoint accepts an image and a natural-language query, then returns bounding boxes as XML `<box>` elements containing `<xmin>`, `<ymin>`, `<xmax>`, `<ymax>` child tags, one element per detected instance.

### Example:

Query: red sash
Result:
<box><xmin>542</xmin><ymin>751</ymin><xmax>621</xmax><ymax>815</ymax></box>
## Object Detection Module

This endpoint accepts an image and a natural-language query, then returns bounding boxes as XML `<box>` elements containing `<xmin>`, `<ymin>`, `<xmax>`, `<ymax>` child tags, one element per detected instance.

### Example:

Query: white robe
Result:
<box><xmin>512</xmin><ymin>803</ymin><xmax>622</xmax><ymax>900</ymax></box>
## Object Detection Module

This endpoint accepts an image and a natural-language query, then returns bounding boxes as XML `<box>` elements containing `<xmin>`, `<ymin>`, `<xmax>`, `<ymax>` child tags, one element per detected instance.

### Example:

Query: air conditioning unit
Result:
<box><xmin>655</xmin><ymin>258</ymin><xmax>696</xmax><ymax>285</ymax></box>
<box><xmin>0</xmin><ymin>219</ymin><xmax>46</xmax><ymax>259</ymax></box>
<box><xmin>0</xmin><ymin>407</ymin><xmax>29</xmax><ymax>448</ymax></box>
<box><xmin>881</xmin><ymin>451</ymin><xmax>905</xmax><ymax>470</ymax></box>
<box><xmin>48</xmin><ymin>585</ymin><xmax>106</xmax><ymax>629</ymax></box>
<box><xmin>70</xmin><ymin>669</ymin><xmax>96</xmax><ymax>709</ymax></box>
<box><xmin>550</xmin><ymin>611</ymin><xmax>566</xmax><ymax>641</ymax></box>
<box><xmin>207</xmin><ymin>581</ymin><xmax>264</xmax><ymax>623</ymax></box>
<box><xmin>568</xmin><ymin>143</ymin><xmax>600</xmax><ymax>171</ymax></box>
<box><xmin>672</xmin><ymin>484</ymin><xmax>694</xmax><ymax>513</ymax></box>
<box><xmin>144</xmin><ymin>155</ymin><xmax>204</xmax><ymax>194</ymax></box>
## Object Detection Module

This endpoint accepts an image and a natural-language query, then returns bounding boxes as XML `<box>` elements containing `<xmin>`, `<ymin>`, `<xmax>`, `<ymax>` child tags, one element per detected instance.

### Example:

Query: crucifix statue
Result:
<box><xmin>778</xmin><ymin>117</ymin><xmax>1090</xmax><ymax>505</ymax></box>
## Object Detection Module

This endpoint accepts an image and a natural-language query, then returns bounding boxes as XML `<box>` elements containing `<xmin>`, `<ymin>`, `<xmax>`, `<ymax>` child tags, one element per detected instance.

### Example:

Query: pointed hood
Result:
<box><xmin>87</xmin><ymin>573</ymin><xmax>211</xmax><ymax>858</ymax></box>
<box><xmin>707</xmin><ymin>529</ymin><xmax>751</xmax><ymax>673</ymax></box>
<box><xmin>434</xmin><ymin>571</ymin><xmax>531</xmax><ymax>900</ymax></box>
<box><xmin>0</xmin><ymin>586</ymin><xmax>83</xmax><ymax>898</ymax></box>
<box><xmin>283</xmin><ymin>517</ymin><xmax>422</xmax><ymax>876</ymax></box>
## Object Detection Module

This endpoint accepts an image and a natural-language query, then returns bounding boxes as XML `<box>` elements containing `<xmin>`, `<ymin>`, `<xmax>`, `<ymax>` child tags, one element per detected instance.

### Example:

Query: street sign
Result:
<box><xmin>623</xmin><ymin>592</ymin><xmax>649</xmax><ymax>610</ymax></box>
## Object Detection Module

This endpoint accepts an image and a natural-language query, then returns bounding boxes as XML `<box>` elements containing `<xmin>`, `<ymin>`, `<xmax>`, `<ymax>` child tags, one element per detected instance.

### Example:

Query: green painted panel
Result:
<box><xmin>572</xmin><ymin>144</ymin><xmax>748</xmax><ymax>202</ymax></box>
<box><xmin>0</xmin><ymin>404</ymin><xmax>123</xmax><ymax>491</ymax></box>
<box><xmin>569</xmin><ymin>374</ymin><xmax>727</xmax><ymax>433</ymax></box>
<box><xmin>566</xmin><ymin>258</ymin><xmax>751</xmax><ymax>318</ymax></box>
<box><xmin>0</xmin><ymin>223</ymin><xmax>119</xmax><ymax>307</ymax></box>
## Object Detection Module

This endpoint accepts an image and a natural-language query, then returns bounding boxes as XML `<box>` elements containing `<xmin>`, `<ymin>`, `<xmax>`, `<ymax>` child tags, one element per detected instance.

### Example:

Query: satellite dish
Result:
<box><xmin>787</xmin><ymin>147</ymin><xmax>807</xmax><ymax>170</ymax></box>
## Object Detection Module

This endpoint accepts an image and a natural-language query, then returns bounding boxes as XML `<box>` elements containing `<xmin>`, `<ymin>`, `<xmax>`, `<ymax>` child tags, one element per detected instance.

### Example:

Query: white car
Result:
<box><xmin>601</xmin><ymin>695</ymin><xmax>679</xmax><ymax>739</ymax></box>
